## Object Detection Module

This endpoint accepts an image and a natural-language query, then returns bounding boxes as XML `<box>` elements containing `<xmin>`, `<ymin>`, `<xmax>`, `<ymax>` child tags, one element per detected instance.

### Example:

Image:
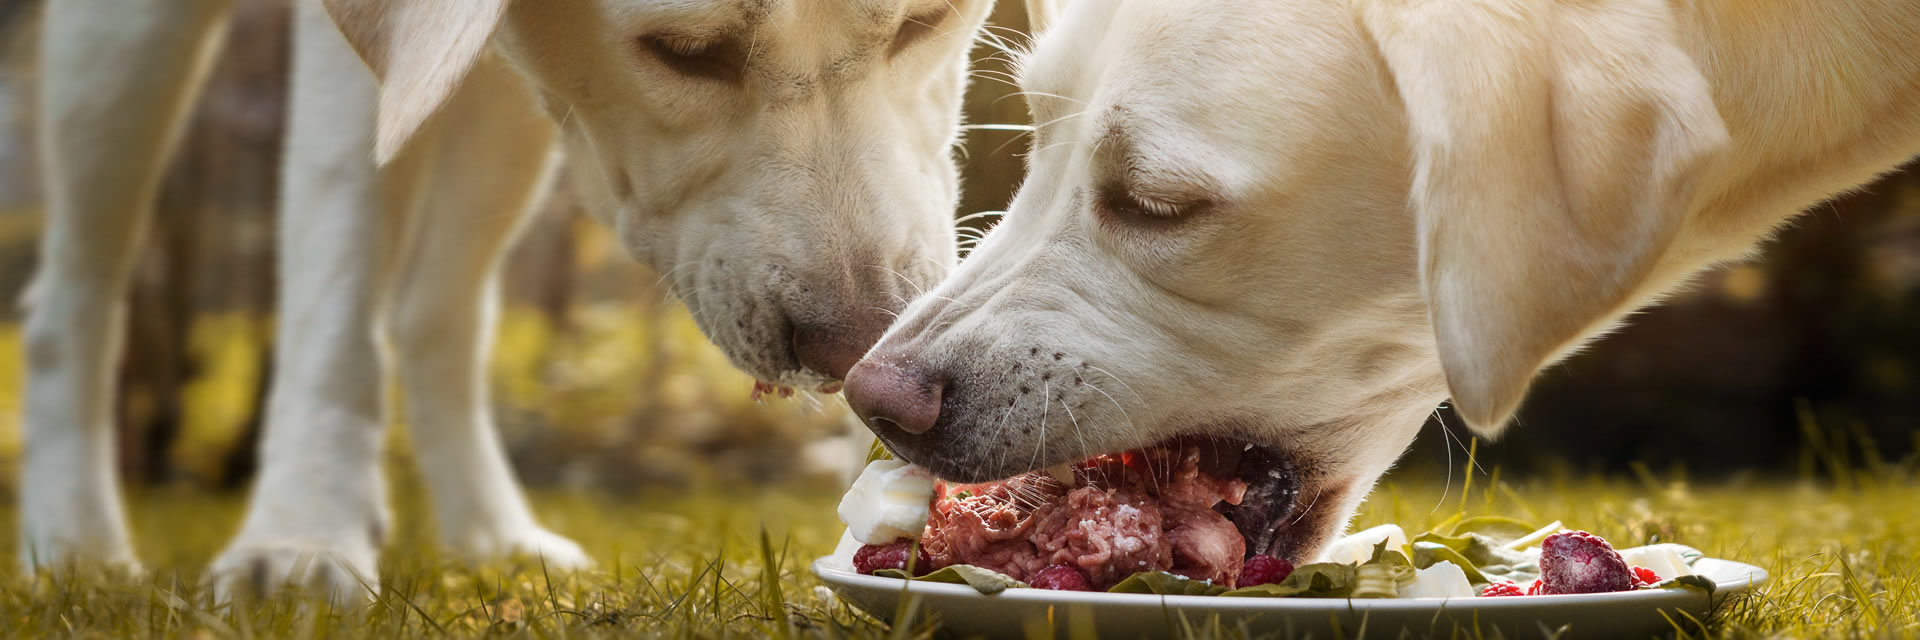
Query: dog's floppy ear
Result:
<box><xmin>1356</xmin><ymin>0</ymin><xmax>1727</xmax><ymax>435</ymax></box>
<box><xmin>323</xmin><ymin>0</ymin><xmax>510</xmax><ymax>163</ymax></box>
<box><xmin>1025</xmin><ymin>0</ymin><xmax>1066</xmax><ymax>34</ymax></box>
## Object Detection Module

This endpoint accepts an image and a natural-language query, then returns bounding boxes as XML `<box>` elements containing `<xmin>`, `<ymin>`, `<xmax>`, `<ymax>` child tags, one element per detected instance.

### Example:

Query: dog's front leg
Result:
<box><xmin>19</xmin><ymin>0</ymin><xmax>236</xmax><ymax>574</ymax></box>
<box><xmin>207</xmin><ymin>0</ymin><xmax>420</xmax><ymax>602</ymax></box>
<box><xmin>385</xmin><ymin>56</ymin><xmax>588</xmax><ymax>569</ymax></box>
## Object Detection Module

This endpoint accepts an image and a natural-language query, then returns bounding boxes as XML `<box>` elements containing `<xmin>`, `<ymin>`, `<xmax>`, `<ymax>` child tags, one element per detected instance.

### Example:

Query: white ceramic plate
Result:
<box><xmin>813</xmin><ymin>555</ymin><xmax>1768</xmax><ymax>638</ymax></box>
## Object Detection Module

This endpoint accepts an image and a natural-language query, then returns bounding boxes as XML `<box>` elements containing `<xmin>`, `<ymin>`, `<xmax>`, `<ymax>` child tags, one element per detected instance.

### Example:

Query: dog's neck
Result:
<box><xmin>1674</xmin><ymin>0</ymin><xmax>1920</xmax><ymax>255</ymax></box>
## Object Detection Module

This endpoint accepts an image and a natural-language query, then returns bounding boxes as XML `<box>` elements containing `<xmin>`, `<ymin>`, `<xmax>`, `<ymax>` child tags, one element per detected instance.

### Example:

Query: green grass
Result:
<box><xmin>1</xmin><ymin>462</ymin><xmax>1914</xmax><ymax>639</ymax></box>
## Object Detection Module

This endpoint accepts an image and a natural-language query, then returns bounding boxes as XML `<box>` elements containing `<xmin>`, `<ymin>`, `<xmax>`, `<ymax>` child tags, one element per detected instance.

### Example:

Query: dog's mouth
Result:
<box><xmin>750</xmin><ymin>378</ymin><xmax>842</xmax><ymax>401</ymax></box>
<box><xmin>1190</xmin><ymin>438</ymin><xmax>1306</xmax><ymax>560</ymax></box>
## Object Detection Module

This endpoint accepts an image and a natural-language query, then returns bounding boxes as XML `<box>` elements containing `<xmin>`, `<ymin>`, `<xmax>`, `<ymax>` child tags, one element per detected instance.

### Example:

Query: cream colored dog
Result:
<box><xmin>20</xmin><ymin>0</ymin><xmax>989</xmax><ymax>598</ymax></box>
<box><xmin>845</xmin><ymin>0</ymin><xmax>1920</xmax><ymax>562</ymax></box>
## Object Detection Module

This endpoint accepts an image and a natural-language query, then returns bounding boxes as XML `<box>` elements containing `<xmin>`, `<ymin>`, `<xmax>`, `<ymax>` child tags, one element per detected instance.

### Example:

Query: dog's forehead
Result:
<box><xmin>636</xmin><ymin>0</ymin><xmax>962</xmax><ymax>98</ymax></box>
<box><xmin>641</xmin><ymin>0</ymin><xmax>940</xmax><ymax>37</ymax></box>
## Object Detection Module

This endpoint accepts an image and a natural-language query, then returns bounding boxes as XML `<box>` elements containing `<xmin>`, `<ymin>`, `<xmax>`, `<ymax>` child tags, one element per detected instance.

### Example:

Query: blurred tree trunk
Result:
<box><xmin>115</xmin><ymin>143</ymin><xmax>206</xmax><ymax>484</ymax></box>
<box><xmin>116</xmin><ymin>0</ymin><xmax>289</xmax><ymax>488</ymax></box>
<box><xmin>530</xmin><ymin>181</ymin><xmax>579</xmax><ymax>336</ymax></box>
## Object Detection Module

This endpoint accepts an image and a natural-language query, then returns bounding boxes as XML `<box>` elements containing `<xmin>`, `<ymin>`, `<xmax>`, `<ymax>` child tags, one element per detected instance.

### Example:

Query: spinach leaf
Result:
<box><xmin>1219</xmin><ymin>563</ymin><xmax>1357</xmax><ymax>598</ymax></box>
<box><xmin>1107</xmin><ymin>571</ymin><xmax>1229</xmax><ymax>596</ymax></box>
<box><xmin>873</xmin><ymin>565</ymin><xmax>1028</xmax><ymax>595</ymax></box>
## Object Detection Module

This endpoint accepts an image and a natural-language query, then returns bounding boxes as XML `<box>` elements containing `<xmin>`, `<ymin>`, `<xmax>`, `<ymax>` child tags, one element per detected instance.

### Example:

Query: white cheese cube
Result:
<box><xmin>836</xmin><ymin>460</ymin><xmax>936</xmax><ymax>545</ymax></box>
<box><xmin>1403</xmin><ymin>560</ymin><xmax>1477</xmax><ymax>599</ymax></box>
<box><xmin>1316</xmin><ymin>524</ymin><xmax>1409</xmax><ymax>565</ymax></box>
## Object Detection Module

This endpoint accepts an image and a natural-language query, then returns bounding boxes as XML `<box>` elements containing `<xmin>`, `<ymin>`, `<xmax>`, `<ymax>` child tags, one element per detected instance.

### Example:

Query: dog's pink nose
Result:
<box><xmin>844</xmin><ymin>357</ymin><xmax>944</xmax><ymax>436</ymax></box>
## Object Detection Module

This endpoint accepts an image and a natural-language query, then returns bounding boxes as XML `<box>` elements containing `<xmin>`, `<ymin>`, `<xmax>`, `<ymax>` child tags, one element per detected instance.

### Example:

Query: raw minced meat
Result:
<box><xmin>917</xmin><ymin>444</ymin><xmax>1252</xmax><ymax>588</ymax></box>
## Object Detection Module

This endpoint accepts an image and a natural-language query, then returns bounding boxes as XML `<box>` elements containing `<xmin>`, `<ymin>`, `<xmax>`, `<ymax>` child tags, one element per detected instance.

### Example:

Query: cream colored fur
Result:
<box><xmin>859</xmin><ymin>0</ymin><xmax>1920</xmax><ymax>561</ymax></box>
<box><xmin>21</xmin><ymin>0</ymin><xmax>990</xmax><ymax>600</ymax></box>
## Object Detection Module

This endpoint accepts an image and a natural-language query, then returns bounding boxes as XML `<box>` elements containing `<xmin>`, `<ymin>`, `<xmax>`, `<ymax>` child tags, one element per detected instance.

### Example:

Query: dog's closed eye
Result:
<box><xmin>641</xmin><ymin>34</ymin><xmax>748</xmax><ymax>84</ymax></box>
<box><xmin>1095</xmin><ymin>182</ymin><xmax>1210</xmax><ymax>227</ymax></box>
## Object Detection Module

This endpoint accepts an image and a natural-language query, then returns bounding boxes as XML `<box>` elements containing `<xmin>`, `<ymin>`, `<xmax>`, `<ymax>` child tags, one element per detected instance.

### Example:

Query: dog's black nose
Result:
<box><xmin>844</xmin><ymin>356</ymin><xmax>944</xmax><ymax>436</ymax></box>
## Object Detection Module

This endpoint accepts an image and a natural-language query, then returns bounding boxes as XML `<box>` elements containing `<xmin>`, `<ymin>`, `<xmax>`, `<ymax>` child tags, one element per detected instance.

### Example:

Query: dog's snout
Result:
<box><xmin>791</xmin><ymin>296</ymin><xmax>898</xmax><ymax>381</ymax></box>
<box><xmin>845</xmin><ymin>358</ymin><xmax>944</xmax><ymax>436</ymax></box>
<box><xmin>792</xmin><ymin>324</ymin><xmax>868</xmax><ymax>381</ymax></box>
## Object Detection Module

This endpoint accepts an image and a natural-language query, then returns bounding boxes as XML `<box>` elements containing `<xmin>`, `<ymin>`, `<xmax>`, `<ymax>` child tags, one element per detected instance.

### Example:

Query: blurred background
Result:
<box><xmin>0</xmin><ymin>0</ymin><xmax>1914</xmax><ymax>502</ymax></box>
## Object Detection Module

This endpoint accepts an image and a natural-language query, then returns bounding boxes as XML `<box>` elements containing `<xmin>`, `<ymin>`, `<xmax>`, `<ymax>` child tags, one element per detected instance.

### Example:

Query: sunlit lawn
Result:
<box><xmin>0</xmin><ymin>461</ymin><xmax>1914</xmax><ymax>638</ymax></box>
<box><xmin>0</xmin><ymin>307</ymin><xmax>1914</xmax><ymax>638</ymax></box>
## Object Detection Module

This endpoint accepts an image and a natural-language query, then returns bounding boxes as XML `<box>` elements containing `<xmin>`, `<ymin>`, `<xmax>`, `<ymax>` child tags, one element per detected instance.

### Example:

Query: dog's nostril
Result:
<box><xmin>845</xmin><ymin>357</ymin><xmax>945</xmax><ymax>436</ymax></box>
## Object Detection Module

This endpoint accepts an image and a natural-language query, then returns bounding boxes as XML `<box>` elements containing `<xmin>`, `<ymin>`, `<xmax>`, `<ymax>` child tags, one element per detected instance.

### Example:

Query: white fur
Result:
<box><xmin>858</xmin><ymin>0</ymin><xmax>1920</xmax><ymax>561</ymax></box>
<box><xmin>22</xmin><ymin>0</ymin><xmax>991</xmax><ymax>599</ymax></box>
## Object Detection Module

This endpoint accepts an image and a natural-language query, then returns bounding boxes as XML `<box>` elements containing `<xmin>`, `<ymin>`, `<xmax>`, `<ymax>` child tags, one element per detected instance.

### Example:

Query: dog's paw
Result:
<box><xmin>455</xmin><ymin>525</ymin><xmax>593</xmax><ymax>570</ymax></box>
<box><xmin>17</xmin><ymin>544</ymin><xmax>143</xmax><ymax>578</ymax></box>
<box><xmin>17</xmin><ymin>509</ymin><xmax>143</xmax><ymax>576</ymax></box>
<box><xmin>211</xmin><ymin>534</ymin><xmax>382</xmax><ymax>604</ymax></box>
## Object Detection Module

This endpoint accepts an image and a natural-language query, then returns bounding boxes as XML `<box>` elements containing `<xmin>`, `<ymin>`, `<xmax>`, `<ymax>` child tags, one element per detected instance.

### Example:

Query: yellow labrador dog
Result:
<box><xmin>845</xmin><ymin>0</ymin><xmax>1920</xmax><ymax>562</ymax></box>
<box><xmin>22</xmin><ymin>0</ymin><xmax>989</xmax><ymax>597</ymax></box>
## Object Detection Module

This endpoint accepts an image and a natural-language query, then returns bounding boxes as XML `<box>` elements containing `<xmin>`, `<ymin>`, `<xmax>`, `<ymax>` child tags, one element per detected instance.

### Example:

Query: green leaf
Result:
<box><xmin>872</xmin><ymin>565</ymin><xmax>1029</xmax><ymax>595</ymax></box>
<box><xmin>865</xmin><ymin>439</ymin><xmax>893</xmax><ymax>464</ymax></box>
<box><xmin>1351</xmin><ymin>562</ymin><xmax>1416</xmax><ymax>599</ymax></box>
<box><xmin>1107</xmin><ymin>571</ymin><xmax>1229</xmax><ymax>596</ymax></box>
<box><xmin>1444</xmin><ymin>516</ymin><xmax>1539</xmax><ymax>546</ymax></box>
<box><xmin>1650</xmin><ymin>574</ymin><xmax>1717</xmax><ymax>595</ymax></box>
<box><xmin>1410</xmin><ymin>542</ymin><xmax>1491</xmax><ymax>585</ymax></box>
<box><xmin>1366</xmin><ymin>541</ymin><xmax>1414</xmax><ymax>568</ymax></box>
<box><xmin>1351</xmin><ymin>544</ymin><xmax>1418</xmax><ymax>599</ymax></box>
<box><xmin>1414</xmin><ymin>532</ymin><xmax>1534</xmax><ymax>570</ymax></box>
<box><xmin>1220</xmin><ymin>563</ymin><xmax>1357</xmax><ymax>598</ymax></box>
<box><xmin>1500</xmin><ymin>520</ymin><xmax>1564</xmax><ymax>551</ymax></box>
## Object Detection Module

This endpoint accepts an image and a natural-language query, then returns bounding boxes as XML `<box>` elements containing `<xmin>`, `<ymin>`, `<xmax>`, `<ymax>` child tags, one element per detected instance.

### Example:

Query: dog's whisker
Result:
<box><xmin>1061</xmin><ymin>400</ymin><xmax>1094</xmax><ymax>486</ymax></box>
<box><xmin>869</xmin><ymin>264</ymin><xmax>927</xmax><ymax>298</ymax></box>
<box><xmin>1002</xmin><ymin>89</ymin><xmax>1087</xmax><ymax>106</ymax></box>
<box><xmin>1288</xmin><ymin>487</ymin><xmax>1325</xmax><ymax>527</ymax></box>
<box><xmin>986</xmin><ymin>107</ymin><xmax>1092</xmax><ymax>157</ymax></box>
<box><xmin>1021</xmin><ymin>138</ymin><xmax>1081</xmax><ymax>158</ymax></box>
<box><xmin>1081</xmin><ymin>364</ymin><xmax>1141</xmax><ymax>401</ymax></box>
<box><xmin>1025</xmin><ymin>381</ymin><xmax>1052</xmax><ymax>476</ymax></box>
<box><xmin>1429</xmin><ymin>407</ymin><xmax>1456</xmax><ymax>515</ymax></box>
<box><xmin>954</xmin><ymin>210</ymin><xmax>1006</xmax><ymax>226</ymax></box>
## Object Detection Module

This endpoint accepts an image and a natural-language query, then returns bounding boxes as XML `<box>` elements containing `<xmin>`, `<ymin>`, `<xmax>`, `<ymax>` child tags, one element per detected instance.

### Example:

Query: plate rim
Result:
<box><xmin>810</xmin><ymin>555</ymin><xmax>1769</xmax><ymax>610</ymax></box>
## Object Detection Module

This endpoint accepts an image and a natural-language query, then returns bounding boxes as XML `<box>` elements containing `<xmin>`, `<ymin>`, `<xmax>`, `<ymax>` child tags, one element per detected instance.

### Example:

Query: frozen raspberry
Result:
<box><xmin>1237</xmin><ymin>555</ymin><xmax>1295</xmax><ymax>587</ymax></box>
<box><xmin>1480</xmin><ymin>580</ymin><xmax>1526</xmax><ymax>597</ymax></box>
<box><xmin>1537</xmin><ymin>531</ymin><xmax>1635</xmax><ymax>595</ymax></box>
<box><xmin>1632</xmin><ymin>566</ymin><xmax>1660</xmax><ymax>587</ymax></box>
<box><xmin>854</xmin><ymin>540</ymin><xmax>931</xmax><ymax>575</ymax></box>
<box><xmin>1029</xmin><ymin>565</ymin><xmax>1094</xmax><ymax>591</ymax></box>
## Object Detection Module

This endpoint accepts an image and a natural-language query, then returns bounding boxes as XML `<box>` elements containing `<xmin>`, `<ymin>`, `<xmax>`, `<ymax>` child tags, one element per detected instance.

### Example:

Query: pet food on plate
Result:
<box><xmin>836</xmin><ymin>442</ymin><xmax>1713</xmax><ymax>598</ymax></box>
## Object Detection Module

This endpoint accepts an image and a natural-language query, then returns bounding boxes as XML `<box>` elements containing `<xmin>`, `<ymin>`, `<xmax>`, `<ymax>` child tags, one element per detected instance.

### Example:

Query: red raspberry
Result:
<box><xmin>1237</xmin><ymin>555</ymin><xmax>1295</xmax><ymax>587</ymax></box>
<box><xmin>1029</xmin><ymin>564</ymin><xmax>1094</xmax><ymax>591</ymax></box>
<box><xmin>853</xmin><ymin>540</ymin><xmax>931</xmax><ymax>576</ymax></box>
<box><xmin>1480</xmin><ymin>580</ymin><xmax>1526</xmax><ymax>597</ymax></box>
<box><xmin>1632</xmin><ymin>566</ymin><xmax>1661</xmax><ymax>587</ymax></box>
<box><xmin>1537</xmin><ymin>531</ymin><xmax>1635</xmax><ymax>594</ymax></box>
